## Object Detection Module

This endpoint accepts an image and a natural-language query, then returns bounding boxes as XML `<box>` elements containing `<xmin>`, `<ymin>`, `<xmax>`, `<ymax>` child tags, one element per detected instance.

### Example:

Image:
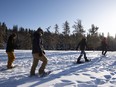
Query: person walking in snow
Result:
<box><xmin>30</xmin><ymin>27</ymin><xmax>47</xmax><ymax>76</ymax></box>
<box><xmin>76</xmin><ymin>37</ymin><xmax>90</xmax><ymax>63</ymax></box>
<box><xmin>101</xmin><ymin>37</ymin><xmax>108</xmax><ymax>56</ymax></box>
<box><xmin>6</xmin><ymin>33</ymin><xmax>17</xmax><ymax>69</ymax></box>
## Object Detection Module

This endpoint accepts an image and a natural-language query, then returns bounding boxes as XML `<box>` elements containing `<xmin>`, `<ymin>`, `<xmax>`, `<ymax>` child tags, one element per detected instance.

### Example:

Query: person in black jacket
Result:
<box><xmin>6</xmin><ymin>33</ymin><xmax>16</xmax><ymax>69</ymax></box>
<box><xmin>101</xmin><ymin>37</ymin><xmax>108</xmax><ymax>55</ymax></box>
<box><xmin>30</xmin><ymin>27</ymin><xmax>47</xmax><ymax>76</ymax></box>
<box><xmin>76</xmin><ymin>37</ymin><xmax>89</xmax><ymax>63</ymax></box>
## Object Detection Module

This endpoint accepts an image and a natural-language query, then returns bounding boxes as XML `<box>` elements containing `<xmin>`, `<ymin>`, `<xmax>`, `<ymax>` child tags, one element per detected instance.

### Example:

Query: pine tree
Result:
<box><xmin>72</xmin><ymin>20</ymin><xmax>85</xmax><ymax>35</ymax></box>
<box><xmin>62</xmin><ymin>21</ymin><xmax>70</xmax><ymax>35</ymax></box>
<box><xmin>54</xmin><ymin>24</ymin><xmax>59</xmax><ymax>34</ymax></box>
<box><xmin>87</xmin><ymin>24</ymin><xmax>100</xmax><ymax>50</ymax></box>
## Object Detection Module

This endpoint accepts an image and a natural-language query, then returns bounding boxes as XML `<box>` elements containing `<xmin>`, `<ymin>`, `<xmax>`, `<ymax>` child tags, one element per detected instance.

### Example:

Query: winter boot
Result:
<box><xmin>102</xmin><ymin>51</ymin><xmax>104</xmax><ymax>55</ymax></box>
<box><xmin>76</xmin><ymin>55</ymin><xmax>82</xmax><ymax>63</ymax></box>
<box><xmin>84</xmin><ymin>57</ymin><xmax>90</xmax><ymax>62</ymax></box>
<box><xmin>30</xmin><ymin>73</ymin><xmax>36</xmax><ymax>76</ymax></box>
<box><xmin>7</xmin><ymin>66</ymin><xmax>14</xmax><ymax>69</ymax></box>
<box><xmin>39</xmin><ymin>69</ymin><xmax>45</xmax><ymax>75</ymax></box>
<box><xmin>103</xmin><ymin>51</ymin><xmax>107</xmax><ymax>56</ymax></box>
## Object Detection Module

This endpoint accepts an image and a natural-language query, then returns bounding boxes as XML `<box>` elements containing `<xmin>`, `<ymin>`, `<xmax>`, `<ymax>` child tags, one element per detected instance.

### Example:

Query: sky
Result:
<box><xmin>0</xmin><ymin>0</ymin><xmax>116</xmax><ymax>37</ymax></box>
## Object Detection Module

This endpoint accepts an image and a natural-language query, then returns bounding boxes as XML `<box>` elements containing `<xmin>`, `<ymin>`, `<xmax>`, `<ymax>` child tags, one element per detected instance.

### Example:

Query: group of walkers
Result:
<box><xmin>5</xmin><ymin>27</ymin><xmax>108</xmax><ymax>76</ymax></box>
<box><xmin>76</xmin><ymin>36</ymin><xmax>108</xmax><ymax>63</ymax></box>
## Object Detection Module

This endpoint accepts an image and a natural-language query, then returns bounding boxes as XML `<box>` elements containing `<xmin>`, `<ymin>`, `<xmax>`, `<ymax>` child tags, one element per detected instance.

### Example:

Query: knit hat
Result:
<box><xmin>37</xmin><ymin>27</ymin><xmax>43</xmax><ymax>34</ymax></box>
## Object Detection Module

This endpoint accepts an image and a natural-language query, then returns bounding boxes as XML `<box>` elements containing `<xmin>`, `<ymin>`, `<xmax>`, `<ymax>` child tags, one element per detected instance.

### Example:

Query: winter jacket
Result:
<box><xmin>32</xmin><ymin>31</ymin><xmax>43</xmax><ymax>54</ymax></box>
<box><xmin>76</xmin><ymin>38</ymin><xmax>87</xmax><ymax>50</ymax></box>
<box><xmin>101</xmin><ymin>39</ymin><xmax>108</xmax><ymax>50</ymax></box>
<box><xmin>6</xmin><ymin>35</ymin><xmax>15</xmax><ymax>52</ymax></box>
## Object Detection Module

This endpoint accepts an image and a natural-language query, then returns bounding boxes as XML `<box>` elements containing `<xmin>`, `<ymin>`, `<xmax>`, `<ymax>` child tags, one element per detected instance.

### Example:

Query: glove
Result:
<box><xmin>39</xmin><ymin>51</ymin><xmax>43</xmax><ymax>57</ymax></box>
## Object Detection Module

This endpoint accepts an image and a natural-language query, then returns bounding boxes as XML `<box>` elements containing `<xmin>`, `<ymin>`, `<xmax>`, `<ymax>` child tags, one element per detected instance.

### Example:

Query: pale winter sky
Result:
<box><xmin>0</xmin><ymin>0</ymin><xmax>116</xmax><ymax>37</ymax></box>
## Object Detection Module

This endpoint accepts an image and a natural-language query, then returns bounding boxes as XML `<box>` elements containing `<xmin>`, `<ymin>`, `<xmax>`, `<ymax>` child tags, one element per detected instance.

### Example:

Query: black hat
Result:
<box><xmin>37</xmin><ymin>27</ymin><xmax>43</xmax><ymax>34</ymax></box>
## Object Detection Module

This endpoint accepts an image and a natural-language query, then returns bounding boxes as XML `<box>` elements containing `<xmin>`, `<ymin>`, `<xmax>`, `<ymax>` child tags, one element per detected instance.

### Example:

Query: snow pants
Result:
<box><xmin>77</xmin><ymin>50</ymin><xmax>88</xmax><ymax>62</ymax></box>
<box><xmin>102</xmin><ymin>48</ymin><xmax>107</xmax><ymax>55</ymax></box>
<box><xmin>101</xmin><ymin>46</ymin><xmax>107</xmax><ymax>55</ymax></box>
<box><xmin>30</xmin><ymin>53</ymin><xmax>48</xmax><ymax>75</ymax></box>
<box><xmin>6</xmin><ymin>52</ymin><xmax>15</xmax><ymax>68</ymax></box>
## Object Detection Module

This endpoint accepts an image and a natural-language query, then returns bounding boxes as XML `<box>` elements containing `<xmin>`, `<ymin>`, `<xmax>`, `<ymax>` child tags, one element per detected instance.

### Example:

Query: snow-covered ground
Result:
<box><xmin>0</xmin><ymin>50</ymin><xmax>116</xmax><ymax>87</ymax></box>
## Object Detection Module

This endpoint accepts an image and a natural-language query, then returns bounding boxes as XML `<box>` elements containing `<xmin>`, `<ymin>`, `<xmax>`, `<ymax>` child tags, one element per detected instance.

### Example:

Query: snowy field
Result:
<box><xmin>0</xmin><ymin>50</ymin><xmax>116</xmax><ymax>87</ymax></box>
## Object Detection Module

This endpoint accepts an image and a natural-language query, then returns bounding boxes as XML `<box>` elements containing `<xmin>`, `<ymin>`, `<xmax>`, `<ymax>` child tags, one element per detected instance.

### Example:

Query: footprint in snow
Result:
<box><xmin>93</xmin><ymin>78</ymin><xmax>106</xmax><ymax>85</ymax></box>
<box><xmin>110</xmin><ymin>72</ymin><xmax>115</xmax><ymax>75</ymax></box>
<box><xmin>78</xmin><ymin>83</ymin><xmax>97</xmax><ymax>87</ymax></box>
<box><xmin>82</xmin><ymin>73</ymin><xmax>91</xmax><ymax>76</ymax></box>
<box><xmin>54</xmin><ymin>80</ymin><xmax>75</xmax><ymax>87</ymax></box>
<box><xmin>104</xmin><ymin>75</ymin><xmax>111</xmax><ymax>80</ymax></box>
<box><xmin>90</xmin><ymin>76</ymin><xmax>96</xmax><ymax>79</ymax></box>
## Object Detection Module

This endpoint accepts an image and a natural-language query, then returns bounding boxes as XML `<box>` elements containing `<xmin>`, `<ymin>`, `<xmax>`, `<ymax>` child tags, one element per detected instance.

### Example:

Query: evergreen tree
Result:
<box><xmin>72</xmin><ymin>20</ymin><xmax>85</xmax><ymax>48</ymax></box>
<box><xmin>72</xmin><ymin>20</ymin><xmax>85</xmax><ymax>35</ymax></box>
<box><xmin>62</xmin><ymin>21</ymin><xmax>70</xmax><ymax>49</ymax></box>
<box><xmin>0</xmin><ymin>22</ymin><xmax>7</xmax><ymax>48</ymax></box>
<box><xmin>1</xmin><ymin>21</ymin><xmax>116</xmax><ymax>50</ymax></box>
<box><xmin>87</xmin><ymin>24</ymin><xmax>100</xmax><ymax>50</ymax></box>
<box><xmin>89</xmin><ymin>24</ymin><xmax>98</xmax><ymax>36</ymax></box>
<box><xmin>54</xmin><ymin>24</ymin><xmax>59</xmax><ymax>34</ymax></box>
<box><xmin>62</xmin><ymin>21</ymin><xmax>70</xmax><ymax>35</ymax></box>
<box><xmin>13</xmin><ymin>25</ymin><xmax>18</xmax><ymax>32</ymax></box>
<box><xmin>0</xmin><ymin>25</ymin><xmax>3</xmax><ymax>48</ymax></box>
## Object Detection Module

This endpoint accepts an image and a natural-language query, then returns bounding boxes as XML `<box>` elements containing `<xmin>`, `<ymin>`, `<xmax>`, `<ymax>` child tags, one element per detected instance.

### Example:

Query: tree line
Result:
<box><xmin>0</xmin><ymin>20</ymin><xmax>116</xmax><ymax>51</ymax></box>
